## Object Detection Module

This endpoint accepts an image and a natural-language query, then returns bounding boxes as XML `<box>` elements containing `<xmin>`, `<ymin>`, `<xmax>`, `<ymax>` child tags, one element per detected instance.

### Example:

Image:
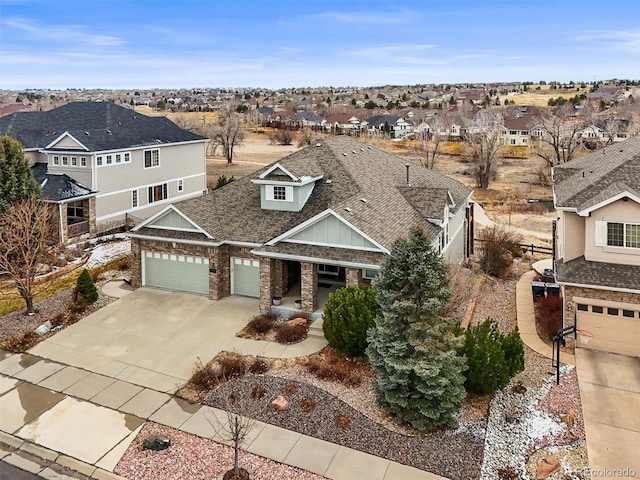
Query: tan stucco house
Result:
<box><xmin>129</xmin><ymin>137</ymin><xmax>473</xmax><ymax>314</ymax></box>
<box><xmin>553</xmin><ymin>136</ymin><xmax>640</xmax><ymax>357</ymax></box>
<box><xmin>0</xmin><ymin>102</ymin><xmax>208</xmax><ymax>243</ymax></box>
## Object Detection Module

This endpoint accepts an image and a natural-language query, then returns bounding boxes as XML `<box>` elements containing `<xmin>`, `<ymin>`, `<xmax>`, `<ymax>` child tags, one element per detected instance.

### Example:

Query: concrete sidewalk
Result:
<box><xmin>0</xmin><ymin>350</ymin><xmax>446</xmax><ymax>480</ymax></box>
<box><xmin>516</xmin><ymin>270</ymin><xmax>575</xmax><ymax>366</ymax></box>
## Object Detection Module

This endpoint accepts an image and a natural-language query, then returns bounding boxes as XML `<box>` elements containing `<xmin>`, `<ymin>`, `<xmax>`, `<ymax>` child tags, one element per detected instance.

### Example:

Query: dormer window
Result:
<box><xmin>273</xmin><ymin>186</ymin><xmax>287</xmax><ymax>200</ymax></box>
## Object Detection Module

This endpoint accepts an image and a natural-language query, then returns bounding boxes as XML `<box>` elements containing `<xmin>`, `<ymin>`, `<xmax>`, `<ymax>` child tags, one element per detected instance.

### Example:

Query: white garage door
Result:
<box><xmin>576</xmin><ymin>304</ymin><xmax>640</xmax><ymax>357</ymax></box>
<box><xmin>231</xmin><ymin>257</ymin><xmax>260</xmax><ymax>298</ymax></box>
<box><xmin>143</xmin><ymin>251</ymin><xmax>209</xmax><ymax>295</ymax></box>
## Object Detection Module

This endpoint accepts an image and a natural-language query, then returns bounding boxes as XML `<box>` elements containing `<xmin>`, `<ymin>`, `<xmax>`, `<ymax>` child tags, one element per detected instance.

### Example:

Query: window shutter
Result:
<box><xmin>265</xmin><ymin>185</ymin><xmax>274</xmax><ymax>201</ymax></box>
<box><xmin>595</xmin><ymin>220</ymin><xmax>607</xmax><ymax>246</ymax></box>
<box><xmin>148</xmin><ymin>186</ymin><xmax>153</xmax><ymax>203</ymax></box>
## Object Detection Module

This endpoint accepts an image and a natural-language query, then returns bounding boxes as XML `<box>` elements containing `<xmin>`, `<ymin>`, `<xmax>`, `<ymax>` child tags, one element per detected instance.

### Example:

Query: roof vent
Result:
<box><xmin>367</xmin><ymin>146</ymin><xmax>372</xmax><ymax>149</ymax></box>
<box><xmin>360</xmin><ymin>147</ymin><xmax>365</xmax><ymax>152</ymax></box>
<box><xmin>360</xmin><ymin>198</ymin><xmax>368</xmax><ymax>204</ymax></box>
<box><xmin>352</xmin><ymin>150</ymin><xmax>357</xmax><ymax>154</ymax></box>
<box><xmin>315</xmin><ymin>142</ymin><xmax>322</xmax><ymax>147</ymax></box>
<box><xmin>85</xmin><ymin>131</ymin><xmax>90</xmax><ymax>135</ymax></box>
<box><xmin>326</xmin><ymin>179</ymin><xmax>332</xmax><ymax>184</ymax></box>
<box><xmin>345</xmin><ymin>207</ymin><xmax>352</xmax><ymax>213</ymax></box>
<box><xmin>342</xmin><ymin>152</ymin><xmax>348</xmax><ymax>156</ymax></box>
<box><xmin>106</xmin><ymin>129</ymin><xmax>112</xmax><ymax>135</ymax></box>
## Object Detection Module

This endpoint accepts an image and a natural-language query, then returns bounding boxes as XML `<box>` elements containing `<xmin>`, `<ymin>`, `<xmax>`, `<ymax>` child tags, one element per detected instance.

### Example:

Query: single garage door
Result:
<box><xmin>576</xmin><ymin>304</ymin><xmax>640</xmax><ymax>357</ymax></box>
<box><xmin>143</xmin><ymin>251</ymin><xmax>209</xmax><ymax>295</ymax></box>
<box><xmin>231</xmin><ymin>257</ymin><xmax>260</xmax><ymax>298</ymax></box>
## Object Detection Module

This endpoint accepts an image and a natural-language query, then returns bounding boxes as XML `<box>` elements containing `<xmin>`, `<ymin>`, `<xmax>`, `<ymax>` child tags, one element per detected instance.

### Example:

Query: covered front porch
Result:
<box><xmin>254</xmin><ymin>244</ymin><xmax>384</xmax><ymax>316</ymax></box>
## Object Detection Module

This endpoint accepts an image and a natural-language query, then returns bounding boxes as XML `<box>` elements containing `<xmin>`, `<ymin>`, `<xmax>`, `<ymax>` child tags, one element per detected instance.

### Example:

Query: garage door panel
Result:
<box><xmin>231</xmin><ymin>258</ymin><xmax>259</xmax><ymax>298</ymax></box>
<box><xmin>577</xmin><ymin>311</ymin><xmax>640</xmax><ymax>357</ymax></box>
<box><xmin>143</xmin><ymin>251</ymin><xmax>209</xmax><ymax>296</ymax></box>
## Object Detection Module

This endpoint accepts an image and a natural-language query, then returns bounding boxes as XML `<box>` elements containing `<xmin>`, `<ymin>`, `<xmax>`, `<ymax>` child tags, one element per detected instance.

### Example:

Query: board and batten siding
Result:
<box><xmin>288</xmin><ymin>214</ymin><xmax>378</xmax><ymax>249</ymax></box>
<box><xmin>260</xmin><ymin>182</ymin><xmax>315</xmax><ymax>212</ymax></box>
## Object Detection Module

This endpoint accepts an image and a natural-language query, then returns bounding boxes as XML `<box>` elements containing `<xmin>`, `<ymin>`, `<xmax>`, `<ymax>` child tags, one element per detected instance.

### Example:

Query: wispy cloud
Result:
<box><xmin>569</xmin><ymin>30</ymin><xmax>640</xmax><ymax>52</ymax></box>
<box><xmin>3</xmin><ymin>17</ymin><xmax>126</xmax><ymax>47</ymax></box>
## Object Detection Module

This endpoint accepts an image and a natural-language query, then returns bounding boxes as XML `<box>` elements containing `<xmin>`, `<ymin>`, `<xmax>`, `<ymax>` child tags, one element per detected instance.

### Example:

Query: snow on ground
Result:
<box><xmin>85</xmin><ymin>239</ymin><xmax>131</xmax><ymax>269</ymax></box>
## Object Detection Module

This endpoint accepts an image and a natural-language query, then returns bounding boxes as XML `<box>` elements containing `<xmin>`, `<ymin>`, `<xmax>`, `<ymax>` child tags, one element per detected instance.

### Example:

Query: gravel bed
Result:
<box><xmin>480</xmin><ymin>353</ymin><xmax>588</xmax><ymax>480</ymax></box>
<box><xmin>204</xmin><ymin>374</ymin><xmax>486</xmax><ymax>480</ymax></box>
<box><xmin>114</xmin><ymin>422</ymin><xmax>326</xmax><ymax>480</ymax></box>
<box><xmin>0</xmin><ymin>280</ymin><xmax>116</xmax><ymax>349</ymax></box>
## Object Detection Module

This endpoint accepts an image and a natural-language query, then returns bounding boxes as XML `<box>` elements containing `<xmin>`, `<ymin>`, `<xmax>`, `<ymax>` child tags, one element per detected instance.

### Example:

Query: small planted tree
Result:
<box><xmin>460</xmin><ymin>318</ymin><xmax>525</xmax><ymax>395</ymax></box>
<box><xmin>76</xmin><ymin>268</ymin><xmax>98</xmax><ymax>304</ymax></box>
<box><xmin>477</xmin><ymin>226</ymin><xmax>522</xmax><ymax>278</ymax></box>
<box><xmin>367</xmin><ymin>227</ymin><xmax>466</xmax><ymax>431</ymax></box>
<box><xmin>322</xmin><ymin>285</ymin><xmax>379</xmax><ymax>356</ymax></box>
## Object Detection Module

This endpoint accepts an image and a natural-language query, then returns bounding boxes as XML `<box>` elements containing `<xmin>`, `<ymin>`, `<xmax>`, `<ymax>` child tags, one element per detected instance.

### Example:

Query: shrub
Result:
<box><xmin>280</xmin><ymin>383</ymin><xmax>298</xmax><ymax>396</ymax></box>
<box><xmin>274</xmin><ymin>323</ymin><xmax>307</xmax><ymax>344</ymax></box>
<box><xmin>299</xmin><ymin>398</ymin><xmax>317</xmax><ymax>413</ymax></box>
<box><xmin>248</xmin><ymin>358</ymin><xmax>269</xmax><ymax>374</ymax></box>
<box><xmin>460</xmin><ymin>318</ymin><xmax>525</xmax><ymax>395</ymax></box>
<box><xmin>334</xmin><ymin>415</ymin><xmax>351</xmax><ymax>429</ymax></box>
<box><xmin>322</xmin><ymin>285</ymin><xmax>380</xmax><ymax>356</ymax></box>
<box><xmin>76</xmin><ymin>268</ymin><xmax>98</xmax><ymax>303</ymax></box>
<box><xmin>189</xmin><ymin>359</ymin><xmax>220</xmax><ymax>391</ymax></box>
<box><xmin>217</xmin><ymin>352</ymin><xmax>248</xmax><ymax>379</ymax></box>
<box><xmin>306</xmin><ymin>353</ymin><xmax>363</xmax><ymax>386</ymax></box>
<box><xmin>477</xmin><ymin>226</ymin><xmax>522</xmax><ymax>278</ymax></box>
<box><xmin>534</xmin><ymin>295</ymin><xmax>563</xmax><ymax>340</ymax></box>
<box><xmin>246</xmin><ymin>313</ymin><xmax>278</xmax><ymax>335</ymax></box>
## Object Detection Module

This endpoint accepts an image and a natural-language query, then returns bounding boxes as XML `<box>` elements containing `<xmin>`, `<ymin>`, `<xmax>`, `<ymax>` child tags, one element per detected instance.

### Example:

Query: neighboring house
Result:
<box><xmin>0</xmin><ymin>102</ymin><xmax>208</xmax><ymax>243</ymax></box>
<box><xmin>363</xmin><ymin>115</ymin><xmax>413</xmax><ymax>138</ymax></box>
<box><xmin>129</xmin><ymin>137</ymin><xmax>473</xmax><ymax>313</ymax></box>
<box><xmin>501</xmin><ymin>117</ymin><xmax>532</xmax><ymax>146</ymax></box>
<box><xmin>553</xmin><ymin>136</ymin><xmax>640</xmax><ymax>357</ymax></box>
<box><xmin>292</xmin><ymin>112</ymin><xmax>325</xmax><ymax>127</ymax></box>
<box><xmin>323</xmin><ymin>114</ymin><xmax>362</xmax><ymax>135</ymax></box>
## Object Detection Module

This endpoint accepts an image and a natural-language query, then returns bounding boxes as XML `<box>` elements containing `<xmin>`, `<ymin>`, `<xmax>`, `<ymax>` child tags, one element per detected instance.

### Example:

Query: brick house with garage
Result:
<box><xmin>553</xmin><ymin>136</ymin><xmax>640</xmax><ymax>357</ymax></box>
<box><xmin>129</xmin><ymin>137</ymin><xmax>473</xmax><ymax>313</ymax></box>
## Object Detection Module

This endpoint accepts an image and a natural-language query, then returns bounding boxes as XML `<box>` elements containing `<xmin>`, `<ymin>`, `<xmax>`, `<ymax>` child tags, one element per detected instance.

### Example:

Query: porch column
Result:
<box><xmin>345</xmin><ymin>267</ymin><xmax>363</xmax><ymax>287</ymax></box>
<box><xmin>259</xmin><ymin>258</ymin><xmax>276</xmax><ymax>311</ymax></box>
<box><xmin>300</xmin><ymin>262</ymin><xmax>318</xmax><ymax>313</ymax></box>
<box><xmin>274</xmin><ymin>259</ymin><xmax>288</xmax><ymax>297</ymax></box>
<box><xmin>87</xmin><ymin>197</ymin><xmax>97</xmax><ymax>237</ymax></box>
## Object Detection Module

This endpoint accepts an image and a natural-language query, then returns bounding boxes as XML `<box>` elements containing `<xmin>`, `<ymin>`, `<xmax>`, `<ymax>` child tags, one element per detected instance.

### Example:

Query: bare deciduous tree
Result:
<box><xmin>418</xmin><ymin>114</ymin><xmax>450</xmax><ymax>170</ymax></box>
<box><xmin>296</xmin><ymin>126</ymin><xmax>316</xmax><ymax>147</ymax></box>
<box><xmin>464</xmin><ymin>109</ymin><xmax>504</xmax><ymax>189</ymax></box>
<box><xmin>211</xmin><ymin>106</ymin><xmax>245</xmax><ymax>163</ymax></box>
<box><xmin>532</xmin><ymin>107</ymin><xmax>586</xmax><ymax>166</ymax></box>
<box><xmin>207</xmin><ymin>380</ymin><xmax>267</xmax><ymax>480</ymax></box>
<box><xmin>0</xmin><ymin>199</ymin><xmax>55</xmax><ymax>313</ymax></box>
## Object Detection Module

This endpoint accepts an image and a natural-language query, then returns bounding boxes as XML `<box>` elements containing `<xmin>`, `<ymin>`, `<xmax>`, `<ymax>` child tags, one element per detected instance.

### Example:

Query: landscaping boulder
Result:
<box><xmin>142</xmin><ymin>434</ymin><xmax>171</xmax><ymax>451</ymax></box>
<box><xmin>286</xmin><ymin>317</ymin><xmax>307</xmax><ymax>328</ymax></box>
<box><xmin>271</xmin><ymin>395</ymin><xmax>288</xmax><ymax>410</ymax></box>
<box><xmin>34</xmin><ymin>321</ymin><xmax>52</xmax><ymax>336</ymax></box>
<box><xmin>535</xmin><ymin>455</ymin><xmax>560</xmax><ymax>479</ymax></box>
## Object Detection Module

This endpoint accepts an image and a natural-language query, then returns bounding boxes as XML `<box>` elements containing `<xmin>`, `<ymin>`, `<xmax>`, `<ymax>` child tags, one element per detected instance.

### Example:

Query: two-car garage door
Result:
<box><xmin>143</xmin><ymin>251</ymin><xmax>210</xmax><ymax>295</ymax></box>
<box><xmin>143</xmin><ymin>252</ymin><xmax>260</xmax><ymax>299</ymax></box>
<box><xmin>576</xmin><ymin>304</ymin><xmax>640</xmax><ymax>357</ymax></box>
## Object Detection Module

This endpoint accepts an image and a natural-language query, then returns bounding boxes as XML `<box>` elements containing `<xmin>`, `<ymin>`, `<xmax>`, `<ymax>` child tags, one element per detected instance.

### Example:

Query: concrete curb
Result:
<box><xmin>0</xmin><ymin>431</ymin><xmax>126</xmax><ymax>480</ymax></box>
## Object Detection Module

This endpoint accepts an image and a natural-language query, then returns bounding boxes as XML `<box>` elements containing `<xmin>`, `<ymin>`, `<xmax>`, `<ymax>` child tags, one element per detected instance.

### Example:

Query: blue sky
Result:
<box><xmin>1</xmin><ymin>0</ymin><xmax>639</xmax><ymax>90</ymax></box>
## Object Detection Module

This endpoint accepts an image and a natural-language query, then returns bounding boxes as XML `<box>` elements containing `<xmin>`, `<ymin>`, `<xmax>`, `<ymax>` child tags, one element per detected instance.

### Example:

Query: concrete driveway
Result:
<box><xmin>575</xmin><ymin>349</ymin><xmax>640</xmax><ymax>478</ymax></box>
<box><xmin>28</xmin><ymin>288</ymin><xmax>263</xmax><ymax>393</ymax></box>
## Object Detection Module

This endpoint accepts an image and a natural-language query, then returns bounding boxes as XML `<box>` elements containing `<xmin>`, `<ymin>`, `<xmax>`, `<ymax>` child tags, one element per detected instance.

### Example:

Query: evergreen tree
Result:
<box><xmin>0</xmin><ymin>135</ymin><xmax>41</xmax><ymax>212</ymax></box>
<box><xmin>323</xmin><ymin>285</ymin><xmax>379</xmax><ymax>356</ymax></box>
<box><xmin>76</xmin><ymin>269</ymin><xmax>98</xmax><ymax>303</ymax></box>
<box><xmin>366</xmin><ymin>227</ymin><xmax>466</xmax><ymax>431</ymax></box>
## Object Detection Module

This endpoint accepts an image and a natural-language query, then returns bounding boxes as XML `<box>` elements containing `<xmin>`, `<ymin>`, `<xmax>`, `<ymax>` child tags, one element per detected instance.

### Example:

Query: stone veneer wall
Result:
<box><xmin>259</xmin><ymin>258</ymin><xmax>276</xmax><ymax>311</ymax></box>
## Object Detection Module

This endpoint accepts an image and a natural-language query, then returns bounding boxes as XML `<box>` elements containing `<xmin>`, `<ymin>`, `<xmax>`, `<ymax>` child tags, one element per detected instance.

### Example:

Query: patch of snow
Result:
<box><xmin>525</xmin><ymin>409</ymin><xmax>565</xmax><ymax>442</ymax></box>
<box><xmin>85</xmin><ymin>240</ymin><xmax>131</xmax><ymax>269</ymax></box>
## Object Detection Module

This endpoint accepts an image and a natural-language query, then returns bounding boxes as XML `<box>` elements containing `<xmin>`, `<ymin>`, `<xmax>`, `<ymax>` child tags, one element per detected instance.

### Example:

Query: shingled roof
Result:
<box><xmin>0</xmin><ymin>102</ymin><xmax>207</xmax><ymax>152</ymax></box>
<box><xmin>553</xmin><ymin>136</ymin><xmax>640</xmax><ymax>212</ymax></box>
<box><xmin>135</xmin><ymin>137</ymin><xmax>471</xmax><ymax>251</ymax></box>
<box><xmin>31</xmin><ymin>163</ymin><xmax>96</xmax><ymax>202</ymax></box>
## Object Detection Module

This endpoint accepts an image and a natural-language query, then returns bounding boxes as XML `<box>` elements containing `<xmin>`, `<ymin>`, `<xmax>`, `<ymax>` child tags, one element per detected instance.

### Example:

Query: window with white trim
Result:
<box><xmin>80</xmin><ymin>157</ymin><xmax>87</xmax><ymax>167</ymax></box>
<box><xmin>363</xmin><ymin>268</ymin><xmax>379</xmax><ymax>279</ymax></box>
<box><xmin>115</xmin><ymin>153</ymin><xmax>122</xmax><ymax>164</ymax></box>
<box><xmin>96</xmin><ymin>155</ymin><xmax>103</xmax><ymax>166</ymax></box>
<box><xmin>62</xmin><ymin>156</ymin><xmax>68</xmax><ymax>166</ymax></box>
<box><xmin>597</xmin><ymin>221</ymin><xmax>640</xmax><ymax>249</ymax></box>
<box><xmin>106</xmin><ymin>154</ymin><xmax>113</xmax><ymax>165</ymax></box>
<box><xmin>273</xmin><ymin>185</ymin><xmax>286</xmax><ymax>200</ymax></box>
<box><xmin>144</xmin><ymin>149</ymin><xmax>160</xmax><ymax>168</ymax></box>
<box><xmin>132</xmin><ymin>189</ymin><xmax>138</xmax><ymax>208</ymax></box>
<box><xmin>148</xmin><ymin>183</ymin><xmax>168</xmax><ymax>203</ymax></box>
<box><xmin>177</xmin><ymin>179</ymin><xmax>184</xmax><ymax>192</ymax></box>
<box><xmin>53</xmin><ymin>155</ymin><xmax>60</xmax><ymax>166</ymax></box>
<box><xmin>71</xmin><ymin>156</ymin><xmax>77</xmax><ymax>166</ymax></box>
<box><xmin>124</xmin><ymin>152</ymin><xmax>130</xmax><ymax>163</ymax></box>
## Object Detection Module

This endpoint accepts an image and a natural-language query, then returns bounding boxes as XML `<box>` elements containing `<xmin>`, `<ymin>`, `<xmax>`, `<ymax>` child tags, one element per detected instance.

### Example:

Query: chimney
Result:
<box><xmin>405</xmin><ymin>163</ymin><xmax>410</xmax><ymax>185</ymax></box>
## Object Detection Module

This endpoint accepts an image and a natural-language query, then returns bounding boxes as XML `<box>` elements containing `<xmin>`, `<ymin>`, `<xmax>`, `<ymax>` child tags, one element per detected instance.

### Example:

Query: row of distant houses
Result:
<box><xmin>259</xmin><ymin>107</ymin><xmax>635</xmax><ymax>145</ymax></box>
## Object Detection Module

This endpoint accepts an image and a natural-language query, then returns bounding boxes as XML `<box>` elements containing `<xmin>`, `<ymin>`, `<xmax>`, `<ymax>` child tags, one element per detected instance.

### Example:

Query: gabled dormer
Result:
<box><xmin>251</xmin><ymin>162</ymin><xmax>323</xmax><ymax>212</ymax></box>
